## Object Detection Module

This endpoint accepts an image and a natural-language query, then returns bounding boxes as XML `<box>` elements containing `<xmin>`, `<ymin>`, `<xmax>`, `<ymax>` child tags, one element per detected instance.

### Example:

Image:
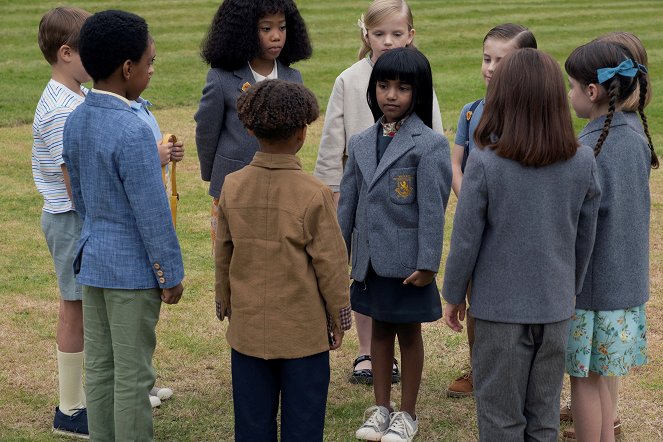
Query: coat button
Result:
<box><xmin>154</xmin><ymin>263</ymin><xmax>161</xmax><ymax>270</ymax></box>
<box><xmin>159</xmin><ymin>277</ymin><xmax>165</xmax><ymax>284</ymax></box>
<box><xmin>157</xmin><ymin>270</ymin><xmax>164</xmax><ymax>276</ymax></box>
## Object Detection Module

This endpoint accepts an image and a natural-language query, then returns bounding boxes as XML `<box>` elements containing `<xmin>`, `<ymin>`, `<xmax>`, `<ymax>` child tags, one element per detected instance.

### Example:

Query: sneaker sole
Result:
<box><xmin>446</xmin><ymin>389</ymin><xmax>473</xmax><ymax>398</ymax></box>
<box><xmin>355</xmin><ymin>429</ymin><xmax>384</xmax><ymax>441</ymax></box>
<box><xmin>53</xmin><ymin>428</ymin><xmax>90</xmax><ymax>440</ymax></box>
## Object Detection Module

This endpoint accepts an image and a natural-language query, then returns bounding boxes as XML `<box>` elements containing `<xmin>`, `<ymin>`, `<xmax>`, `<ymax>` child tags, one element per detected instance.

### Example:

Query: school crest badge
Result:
<box><xmin>393</xmin><ymin>174</ymin><xmax>414</xmax><ymax>198</ymax></box>
<box><xmin>241</xmin><ymin>82</ymin><xmax>251</xmax><ymax>92</ymax></box>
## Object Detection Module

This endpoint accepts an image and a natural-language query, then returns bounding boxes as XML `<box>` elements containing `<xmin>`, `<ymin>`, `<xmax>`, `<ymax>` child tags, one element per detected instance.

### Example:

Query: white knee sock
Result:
<box><xmin>57</xmin><ymin>347</ymin><xmax>86</xmax><ymax>415</ymax></box>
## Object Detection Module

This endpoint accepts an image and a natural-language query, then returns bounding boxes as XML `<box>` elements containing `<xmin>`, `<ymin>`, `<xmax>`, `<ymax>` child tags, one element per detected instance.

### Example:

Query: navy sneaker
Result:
<box><xmin>53</xmin><ymin>407</ymin><xmax>89</xmax><ymax>439</ymax></box>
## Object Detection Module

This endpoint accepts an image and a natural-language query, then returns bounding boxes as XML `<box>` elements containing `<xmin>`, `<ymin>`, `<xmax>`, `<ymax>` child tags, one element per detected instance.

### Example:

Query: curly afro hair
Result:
<box><xmin>237</xmin><ymin>79</ymin><xmax>319</xmax><ymax>141</ymax></box>
<box><xmin>201</xmin><ymin>0</ymin><xmax>312</xmax><ymax>70</ymax></box>
<box><xmin>78</xmin><ymin>10</ymin><xmax>149</xmax><ymax>82</ymax></box>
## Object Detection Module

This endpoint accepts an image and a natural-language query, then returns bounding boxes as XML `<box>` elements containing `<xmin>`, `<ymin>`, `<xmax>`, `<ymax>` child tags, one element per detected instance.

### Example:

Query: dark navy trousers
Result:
<box><xmin>231</xmin><ymin>349</ymin><xmax>330</xmax><ymax>442</ymax></box>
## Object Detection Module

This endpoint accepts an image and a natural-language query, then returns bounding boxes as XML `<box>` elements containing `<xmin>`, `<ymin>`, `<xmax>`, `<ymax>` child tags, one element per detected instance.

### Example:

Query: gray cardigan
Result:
<box><xmin>442</xmin><ymin>145</ymin><xmax>601</xmax><ymax>324</ymax></box>
<box><xmin>576</xmin><ymin>111</ymin><xmax>651</xmax><ymax>310</ymax></box>
<box><xmin>337</xmin><ymin>114</ymin><xmax>452</xmax><ymax>281</ymax></box>
<box><xmin>194</xmin><ymin>61</ymin><xmax>302</xmax><ymax>198</ymax></box>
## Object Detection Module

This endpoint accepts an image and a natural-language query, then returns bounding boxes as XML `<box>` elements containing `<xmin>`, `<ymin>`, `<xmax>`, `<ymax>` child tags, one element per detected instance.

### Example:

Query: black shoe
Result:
<box><xmin>349</xmin><ymin>355</ymin><xmax>373</xmax><ymax>384</ymax></box>
<box><xmin>53</xmin><ymin>407</ymin><xmax>89</xmax><ymax>439</ymax></box>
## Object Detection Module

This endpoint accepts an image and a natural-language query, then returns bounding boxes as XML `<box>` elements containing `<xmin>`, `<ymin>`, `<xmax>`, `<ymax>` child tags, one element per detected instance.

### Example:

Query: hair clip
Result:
<box><xmin>597</xmin><ymin>59</ymin><xmax>638</xmax><ymax>84</ymax></box>
<box><xmin>357</xmin><ymin>14</ymin><xmax>368</xmax><ymax>39</ymax></box>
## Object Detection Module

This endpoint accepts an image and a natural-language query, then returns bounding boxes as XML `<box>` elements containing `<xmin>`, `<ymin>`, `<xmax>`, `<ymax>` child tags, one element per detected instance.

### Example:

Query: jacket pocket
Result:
<box><xmin>389</xmin><ymin>167</ymin><xmax>416</xmax><ymax>205</ymax></box>
<box><xmin>397</xmin><ymin>228</ymin><xmax>418</xmax><ymax>269</ymax></box>
<box><xmin>351</xmin><ymin>228</ymin><xmax>359</xmax><ymax>268</ymax></box>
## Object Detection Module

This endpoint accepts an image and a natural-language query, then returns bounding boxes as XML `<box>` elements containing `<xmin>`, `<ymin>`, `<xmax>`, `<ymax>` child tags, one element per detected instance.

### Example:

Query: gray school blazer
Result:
<box><xmin>337</xmin><ymin>114</ymin><xmax>452</xmax><ymax>281</ymax></box>
<box><xmin>577</xmin><ymin>111</ymin><xmax>652</xmax><ymax>311</ymax></box>
<box><xmin>194</xmin><ymin>61</ymin><xmax>302</xmax><ymax>198</ymax></box>
<box><xmin>442</xmin><ymin>145</ymin><xmax>601</xmax><ymax>324</ymax></box>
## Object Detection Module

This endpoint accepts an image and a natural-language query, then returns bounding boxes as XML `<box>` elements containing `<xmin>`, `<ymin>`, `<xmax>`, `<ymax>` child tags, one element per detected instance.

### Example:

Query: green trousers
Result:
<box><xmin>83</xmin><ymin>286</ymin><xmax>161</xmax><ymax>442</ymax></box>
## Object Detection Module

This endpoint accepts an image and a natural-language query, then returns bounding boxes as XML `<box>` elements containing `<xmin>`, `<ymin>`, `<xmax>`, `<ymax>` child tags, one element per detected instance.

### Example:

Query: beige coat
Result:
<box><xmin>215</xmin><ymin>152</ymin><xmax>351</xmax><ymax>359</ymax></box>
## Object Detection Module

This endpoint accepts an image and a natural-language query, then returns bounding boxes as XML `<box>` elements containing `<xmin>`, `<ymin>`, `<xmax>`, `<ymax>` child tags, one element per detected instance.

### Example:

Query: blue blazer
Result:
<box><xmin>63</xmin><ymin>91</ymin><xmax>184</xmax><ymax>290</ymax></box>
<box><xmin>194</xmin><ymin>61</ymin><xmax>303</xmax><ymax>198</ymax></box>
<box><xmin>337</xmin><ymin>114</ymin><xmax>452</xmax><ymax>281</ymax></box>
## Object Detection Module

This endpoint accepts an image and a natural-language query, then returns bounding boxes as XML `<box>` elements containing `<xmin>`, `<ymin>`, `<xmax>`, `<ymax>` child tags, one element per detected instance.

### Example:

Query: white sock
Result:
<box><xmin>57</xmin><ymin>347</ymin><xmax>86</xmax><ymax>415</ymax></box>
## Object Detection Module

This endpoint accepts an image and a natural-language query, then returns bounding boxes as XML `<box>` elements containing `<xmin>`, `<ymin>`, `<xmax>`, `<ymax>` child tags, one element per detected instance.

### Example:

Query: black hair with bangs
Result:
<box><xmin>367</xmin><ymin>47</ymin><xmax>434</xmax><ymax>128</ymax></box>
<box><xmin>201</xmin><ymin>0</ymin><xmax>312</xmax><ymax>71</ymax></box>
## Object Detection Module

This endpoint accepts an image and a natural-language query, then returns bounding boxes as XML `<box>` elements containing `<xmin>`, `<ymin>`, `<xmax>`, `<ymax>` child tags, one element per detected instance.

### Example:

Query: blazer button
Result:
<box><xmin>157</xmin><ymin>270</ymin><xmax>164</xmax><ymax>277</ymax></box>
<box><xmin>153</xmin><ymin>263</ymin><xmax>161</xmax><ymax>270</ymax></box>
<box><xmin>159</xmin><ymin>277</ymin><xmax>166</xmax><ymax>284</ymax></box>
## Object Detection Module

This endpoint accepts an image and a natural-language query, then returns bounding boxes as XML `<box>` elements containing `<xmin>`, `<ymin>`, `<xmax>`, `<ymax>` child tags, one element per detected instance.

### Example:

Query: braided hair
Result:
<box><xmin>565</xmin><ymin>40</ymin><xmax>657</xmax><ymax>168</ymax></box>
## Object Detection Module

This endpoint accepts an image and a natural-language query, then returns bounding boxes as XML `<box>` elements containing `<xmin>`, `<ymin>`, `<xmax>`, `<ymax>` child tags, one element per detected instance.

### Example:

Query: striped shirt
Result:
<box><xmin>32</xmin><ymin>79</ymin><xmax>87</xmax><ymax>213</ymax></box>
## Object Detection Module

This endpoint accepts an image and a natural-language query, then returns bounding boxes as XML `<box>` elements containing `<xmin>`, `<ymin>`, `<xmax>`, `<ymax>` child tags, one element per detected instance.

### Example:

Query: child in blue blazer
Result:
<box><xmin>338</xmin><ymin>48</ymin><xmax>451</xmax><ymax>442</ymax></box>
<box><xmin>62</xmin><ymin>11</ymin><xmax>184</xmax><ymax>441</ymax></box>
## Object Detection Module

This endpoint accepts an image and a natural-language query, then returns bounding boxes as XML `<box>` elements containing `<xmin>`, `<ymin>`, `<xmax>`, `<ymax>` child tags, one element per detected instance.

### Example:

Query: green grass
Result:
<box><xmin>1</xmin><ymin>1</ymin><xmax>662</xmax><ymax>441</ymax></box>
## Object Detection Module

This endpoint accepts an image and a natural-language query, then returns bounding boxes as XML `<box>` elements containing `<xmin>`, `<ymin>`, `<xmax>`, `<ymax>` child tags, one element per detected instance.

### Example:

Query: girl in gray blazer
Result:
<box><xmin>194</xmin><ymin>0</ymin><xmax>312</xmax><ymax>247</ymax></box>
<box><xmin>564</xmin><ymin>40</ymin><xmax>657</xmax><ymax>442</ymax></box>
<box><xmin>338</xmin><ymin>48</ymin><xmax>452</xmax><ymax>442</ymax></box>
<box><xmin>442</xmin><ymin>49</ymin><xmax>601</xmax><ymax>441</ymax></box>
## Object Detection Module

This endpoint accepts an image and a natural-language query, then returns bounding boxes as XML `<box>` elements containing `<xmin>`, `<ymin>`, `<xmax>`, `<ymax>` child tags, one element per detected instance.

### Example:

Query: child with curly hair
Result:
<box><xmin>215</xmin><ymin>79</ymin><xmax>352</xmax><ymax>441</ymax></box>
<box><xmin>195</xmin><ymin>0</ymin><xmax>312</xmax><ymax>249</ymax></box>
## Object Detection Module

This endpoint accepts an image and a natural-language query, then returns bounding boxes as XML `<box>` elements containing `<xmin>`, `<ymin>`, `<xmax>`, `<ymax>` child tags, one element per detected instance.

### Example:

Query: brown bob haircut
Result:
<box><xmin>474</xmin><ymin>48</ymin><xmax>578</xmax><ymax>167</ymax></box>
<box><xmin>38</xmin><ymin>6</ymin><xmax>91</xmax><ymax>64</ymax></box>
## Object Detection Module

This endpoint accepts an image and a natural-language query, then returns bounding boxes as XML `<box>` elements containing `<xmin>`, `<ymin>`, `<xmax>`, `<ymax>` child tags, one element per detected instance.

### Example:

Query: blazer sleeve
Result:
<box><xmin>214</xmin><ymin>190</ymin><xmax>233</xmax><ymax>320</ymax></box>
<box><xmin>337</xmin><ymin>136</ymin><xmax>360</xmax><ymax>259</ymax></box>
<box><xmin>304</xmin><ymin>187</ymin><xmax>351</xmax><ymax>332</ymax></box>
<box><xmin>416</xmin><ymin>135</ymin><xmax>452</xmax><ymax>272</ymax></box>
<box><xmin>63</xmin><ymin>117</ymin><xmax>85</xmax><ymax>220</ymax></box>
<box><xmin>442</xmin><ymin>150</ymin><xmax>488</xmax><ymax>305</ymax></box>
<box><xmin>314</xmin><ymin>75</ymin><xmax>346</xmax><ymax>189</ymax></box>
<box><xmin>195</xmin><ymin>69</ymin><xmax>225</xmax><ymax>183</ymax></box>
<box><xmin>574</xmin><ymin>159</ymin><xmax>601</xmax><ymax>294</ymax></box>
<box><xmin>117</xmin><ymin>124</ymin><xmax>184</xmax><ymax>289</ymax></box>
<box><xmin>432</xmin><ymin>89</ymin><xmax>444</xmax><ymax>134</ymax></box>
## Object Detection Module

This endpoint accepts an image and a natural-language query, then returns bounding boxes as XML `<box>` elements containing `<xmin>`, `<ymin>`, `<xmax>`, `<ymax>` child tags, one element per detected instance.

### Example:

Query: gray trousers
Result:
<box><xmin>472</xmin><ymin>319</ymin><xmax>569</xmax><ymax>442</ymax></box>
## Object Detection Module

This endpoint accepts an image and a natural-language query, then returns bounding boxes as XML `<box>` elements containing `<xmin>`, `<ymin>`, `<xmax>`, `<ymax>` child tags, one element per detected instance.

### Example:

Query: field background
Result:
<box><xmin>1</xmin><ymin>0</ymin><xmax>661</xmax><ymax>440</ymax></box>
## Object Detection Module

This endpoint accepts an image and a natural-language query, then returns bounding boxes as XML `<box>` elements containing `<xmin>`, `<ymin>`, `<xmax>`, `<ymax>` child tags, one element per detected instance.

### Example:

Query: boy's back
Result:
<box><xmin>64</xmin><ymin>91</ymin><xmax>183</xmax><ymax>289</ymax></box>
<box><xmin>216</xmin><ymin>152</ymin><xmax>349</xmax><ymax>360</ymax></box>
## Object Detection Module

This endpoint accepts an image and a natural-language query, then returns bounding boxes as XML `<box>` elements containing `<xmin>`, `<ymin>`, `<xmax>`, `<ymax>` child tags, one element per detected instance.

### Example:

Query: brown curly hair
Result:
<box><xmin>237</xmin><ymin>79</ymin><xmax>319</xmax><ymax>141</ymax></box>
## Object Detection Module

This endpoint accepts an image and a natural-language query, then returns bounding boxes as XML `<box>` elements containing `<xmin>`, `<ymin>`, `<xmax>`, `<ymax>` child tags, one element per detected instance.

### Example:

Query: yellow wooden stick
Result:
<box><xmin>160</xmin><ymin>133</ymin><xmax>179</xmax><ymax>228</ymax></box>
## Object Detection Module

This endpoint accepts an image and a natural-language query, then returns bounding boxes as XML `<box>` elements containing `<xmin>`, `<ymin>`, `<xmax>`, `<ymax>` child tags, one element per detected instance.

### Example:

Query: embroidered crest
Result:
<box><xmin>393</xmin><ymin>174</ymin><xmax>414</xmax><ymax>198</ymax></box>
<box><xmin>466</xmin><ymin>110</ymin><xmax>474</xmax><ymax>121</ymax></box>
<box><xmin>241</xmin><ymin>82</ymin><xmax>251</xmax><ymax>92</ymax></box>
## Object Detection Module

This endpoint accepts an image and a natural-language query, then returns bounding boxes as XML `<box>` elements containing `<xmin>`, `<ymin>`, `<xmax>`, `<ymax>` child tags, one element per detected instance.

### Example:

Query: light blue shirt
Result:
<box><xmin>454</xmin><ymin>99</ymin><xmax>485</xmax><ymax>152</ymax></box>
<box><xmin>130</xmin><ymin>97</ymin><xmax>161</xmax><ymax>143</ymax></box>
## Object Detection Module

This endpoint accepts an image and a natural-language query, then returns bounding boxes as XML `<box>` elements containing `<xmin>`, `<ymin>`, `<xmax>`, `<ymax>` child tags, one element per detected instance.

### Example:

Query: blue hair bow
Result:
<box><xmin>597</xmin><ymin>59</ymin><xmax>646</xmax><ymax>84</ymax></box>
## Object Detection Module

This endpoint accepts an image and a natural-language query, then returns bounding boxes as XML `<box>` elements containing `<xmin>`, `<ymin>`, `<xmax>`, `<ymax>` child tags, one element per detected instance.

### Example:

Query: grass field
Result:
<box><xmin>1</xmin><ymin>0</ymin><xmax>662</xmax><ymax>441</ymax></box>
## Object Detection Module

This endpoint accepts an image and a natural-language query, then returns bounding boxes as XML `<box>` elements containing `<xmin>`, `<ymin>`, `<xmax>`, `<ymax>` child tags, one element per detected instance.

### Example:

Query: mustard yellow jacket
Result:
<box><xmin>215</xmin><ymin>152</ymin><xmax>351</xmax><ymax>359</ymax></box>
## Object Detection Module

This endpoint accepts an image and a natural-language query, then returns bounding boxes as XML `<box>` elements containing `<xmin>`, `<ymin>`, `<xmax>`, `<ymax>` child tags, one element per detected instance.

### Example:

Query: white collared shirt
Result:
<box><xmin>249</xmin><ymin>61</ymin><xmax>278</xmax><ymax>83</ymax></box>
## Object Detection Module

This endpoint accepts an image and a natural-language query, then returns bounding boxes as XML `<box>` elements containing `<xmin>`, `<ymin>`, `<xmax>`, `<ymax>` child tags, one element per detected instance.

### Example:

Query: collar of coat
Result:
<box><xmin>250</xmin><ymin>151</ymin><xmax>302</xmax><ymax>170</ymax></box>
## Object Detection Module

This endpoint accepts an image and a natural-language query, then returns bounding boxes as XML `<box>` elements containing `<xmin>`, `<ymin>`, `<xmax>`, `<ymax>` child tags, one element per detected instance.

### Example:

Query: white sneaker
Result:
<box><xmin>149</xmin><ymin>395</ymin><xmax>161</xmax><ymax>408</ymax></box>
<box><xmin>150</xmin><ymin>387</ymin><xmax>173</xmax><ymax>401</ymax></box>
<box><xmin>355</xmin><ymin>406</ymin><xmax>390</xmax><ymax>441</ymax></box>
<box><xmin>381</xmin><ymin>411</ymin><xmax>418</xmax><ymax>442</ymax></box>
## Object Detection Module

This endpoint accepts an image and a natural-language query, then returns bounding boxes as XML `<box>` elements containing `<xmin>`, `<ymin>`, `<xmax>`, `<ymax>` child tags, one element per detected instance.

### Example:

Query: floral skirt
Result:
<box><xmin>566</xmin><ymin>305</ymin><xmax>647</xmax><ymax>377</ymax></box>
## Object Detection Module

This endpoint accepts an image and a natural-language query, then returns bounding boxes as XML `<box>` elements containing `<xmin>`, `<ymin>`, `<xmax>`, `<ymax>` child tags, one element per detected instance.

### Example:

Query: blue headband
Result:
<box><xmin>597</xmin><ymin>58</ymin><xmax>647</xmax><ymax>84</ymax></box>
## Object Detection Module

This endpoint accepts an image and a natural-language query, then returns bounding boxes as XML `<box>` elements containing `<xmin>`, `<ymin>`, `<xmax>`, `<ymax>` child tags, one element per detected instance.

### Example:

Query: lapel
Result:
<box><xmin>368</xmin><ymin>114</ymin><xmax>421</xmax><ymax>190</ymax></box>
<box><xmin>233</xmin><ymin>63</ymin><xmax>255</xmax><ymax>93</ymax></box>
<box><xmin>354</xmin><ymin>123</ymin><xmax>379</xmax><ymax>188</ymax></box>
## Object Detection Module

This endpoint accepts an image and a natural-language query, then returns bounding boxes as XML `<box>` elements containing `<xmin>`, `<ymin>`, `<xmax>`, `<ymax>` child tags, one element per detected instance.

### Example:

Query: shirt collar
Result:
<box><xmin>379</xmin><ymin>115</ymin><xmax>408</xmax><ymax>137</ymax></box>
<box><xmin>91</xmin><ymin>88</ymin><xmax>132</xmax><ymax>107</ymax></box>
<box><xmin>250</xmin><ymin>151</ymin><xmax>302</xmax><ymax>170</ymax></box>
<box><xmin>249</xmin><ymin>61</ymin><xmax>278</xmax><ymax>83</ymax></box>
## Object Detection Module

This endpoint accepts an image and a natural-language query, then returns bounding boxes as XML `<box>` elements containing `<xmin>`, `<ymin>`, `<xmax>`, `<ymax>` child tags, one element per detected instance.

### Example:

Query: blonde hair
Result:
<box><xmin>597</xmin><ymin>32</ymin><xmax>652</xmax><ymax>111</ymax></box>
<box><xmin>357</xmin><ymin>0</ymin><xmax>415</xmax><ymax>60</ymax></box>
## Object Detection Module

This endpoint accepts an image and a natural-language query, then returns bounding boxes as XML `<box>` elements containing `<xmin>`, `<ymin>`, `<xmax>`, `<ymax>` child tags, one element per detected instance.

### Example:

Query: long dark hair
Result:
<box><xmin>474</xmin><ymin>48</ymin><xmax>578</xmax><ymax>167</ymax></box>
<box><xmin>565</xmin><ymin>40</ymin><xmax>657</xmax><ymax>168</ymax></box>
<box><xmin>367</xmin><ymin>47</ymin><xmax>433</xmax><ymax>128</ymax></box>
<box><xmin>201</xmin><ymin>0</ymin><xmax>312</xmax><ymax>70</ymax></box>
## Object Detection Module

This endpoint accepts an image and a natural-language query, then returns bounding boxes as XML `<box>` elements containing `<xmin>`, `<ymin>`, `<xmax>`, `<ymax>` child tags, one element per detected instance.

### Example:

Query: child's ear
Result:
<box><xmin>122</xmin><ymin>59</ymin><xmax>134</xmax><ymax>80</ymax></box>
<box><xmin>297</xmin><ymin>125</ymin><xmax>308</xmax><ymax>143</ymax></box>
<box><xmin>58</xmin><ymin>45</ymin><xmax>73</xmax><ymax>63</ymax></box>
<box><xmin>586</xmin><ymin>83</ymin><xmax>602</xmax><ymax>103</ymax></box>
<box><xmin>406</xmin><ymin>28</ymin><xmax>415</xmax><ymax>46</ymax></box>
